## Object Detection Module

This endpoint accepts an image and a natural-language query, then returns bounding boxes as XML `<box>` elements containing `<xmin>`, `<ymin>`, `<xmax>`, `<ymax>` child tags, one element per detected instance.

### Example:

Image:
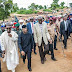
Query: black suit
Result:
<box><xmin>18</xmin><ymin>32</ymin><xmax>33</xmax><ymax>69</ymax></box>
<box><xmin>60</xmin><ymin>20</ymin><xmax>71</xmax><ymax>48</ymax></box>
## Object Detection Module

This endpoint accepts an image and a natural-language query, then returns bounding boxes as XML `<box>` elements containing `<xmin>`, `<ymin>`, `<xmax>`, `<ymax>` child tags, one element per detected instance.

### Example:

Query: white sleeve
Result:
<box><xmin>11</xmin><ymin>32</ymin><xmax>18</xmax><ymax>42</ymax></box>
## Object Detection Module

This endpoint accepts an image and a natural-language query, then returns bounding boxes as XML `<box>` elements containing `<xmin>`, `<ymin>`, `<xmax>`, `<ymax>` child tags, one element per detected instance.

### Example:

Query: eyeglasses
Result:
<box><xmin>6</xmin><ymin>28</ymin><xmax>11</xmax><ymax>30</ymax></box>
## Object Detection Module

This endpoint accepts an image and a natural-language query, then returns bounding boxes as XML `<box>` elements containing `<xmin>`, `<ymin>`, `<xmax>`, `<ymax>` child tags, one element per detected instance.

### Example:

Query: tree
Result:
<box><xmin>44</xmin><ymin>5</ymin><xmax>47</xmax><ymax>9</ymax></box>
<box><xmin>60</xmin><ymin>2</ymin><xmax>65</xmax><ymax>7</ymax></box>
<box><xmin>28</xmin><ymin>3</ymin><xmax>35</xmax><ymax>11</ymax></box>
<box><xmin>0</xmin><ymin>0</ymin><xmax>13</xmax><ymax>20</ymax></box>
<box><xmin>38</xmin><ymin>5</ymin><xmax>43</xmax><ymax>9</ymax></box>
<box><xmin>12</xmin><ymin>3</ymin><xmax>19</xmax><ymax>12</ymax></box>
<box><xmin>51</xmin><ymin>0</ymin><xmax>59</xmax><ymax>10</ymax></box>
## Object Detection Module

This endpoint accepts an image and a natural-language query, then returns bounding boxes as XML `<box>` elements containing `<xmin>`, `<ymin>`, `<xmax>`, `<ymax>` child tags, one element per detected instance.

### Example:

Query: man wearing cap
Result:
<box><xmin>46</xmin><ymin>19</ymin><xmax>57</xmax><ymax>60</ymax></box>
<box><xmin>69</xmin><ymin>13</ymin><xmax>72</xmax><ymax>35</ymax></box>
<box><xmin>27</xmin><ymin>17</ymin><xmax>37</xmax><ymax>54</ymax></box>
<box><xmin>1</xmin><ymin>23</ymin><xmax>19</xmax><ymax>72</ymax></box>
<box><xmin>19</xmin><ymin>19</ymin><xmax>24</xmax><ymax>29</ymax></box>
<box><xmin>14</xmin><ymin>23</ymin><xmax>22</xmax><ymax>36</ymax></box>
<box><xmin>0</xmin><ymin>25</ymin><xmax>5</xmax><ymax>36</ymax></box>
<box><xmin>45</xmin><ymin>16</ymin><xmax>50</xmax><ymax>25</ymax></box>
<box><xmin>34</xmin><ymin>16</ymin><xmax>56</xmax><ymax>64</ymax></box>
<box><xmin>18</xmin><ymin>25</ymin><xmax>33</xmax><ymax>71</ymax></box>
<box><xmin>60</xmin><ymin>15</ymin><xmax>71</xmax><ymax>49</ymax></box>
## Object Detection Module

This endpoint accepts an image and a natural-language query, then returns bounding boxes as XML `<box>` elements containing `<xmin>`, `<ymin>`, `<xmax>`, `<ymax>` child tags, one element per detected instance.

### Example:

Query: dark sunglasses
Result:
<box><xmin>6</xmin><ymin>28</ymin><xmax>11</xmax><ymax>30</ymax></box>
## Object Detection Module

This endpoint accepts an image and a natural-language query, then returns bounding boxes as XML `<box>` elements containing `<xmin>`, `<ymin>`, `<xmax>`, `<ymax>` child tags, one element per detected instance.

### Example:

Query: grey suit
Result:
<box><xmin>60</xmin><ymin>20</ymin><xmax>71</xmax><ymax>48</ymax></box>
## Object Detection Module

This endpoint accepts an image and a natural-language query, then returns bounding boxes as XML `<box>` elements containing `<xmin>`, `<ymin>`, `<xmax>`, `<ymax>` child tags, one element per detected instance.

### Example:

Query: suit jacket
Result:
<box><xmin>34</xmin><ymin>22</ymin><xmax>50</xmax><ymax>46</ymax></box>
<box><xmin>60</xmin><ymin>20</ymin><xmax>71</xmax><ymax>35</ymax></box>
<box><xmin>18</xmin><ymin>32</ymin><xmax>33</xmax><ymax>53</ymax></box>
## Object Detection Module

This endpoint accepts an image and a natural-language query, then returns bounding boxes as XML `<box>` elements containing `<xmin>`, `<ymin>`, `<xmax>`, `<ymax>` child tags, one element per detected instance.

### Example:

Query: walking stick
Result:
<box><xmin>60</xmin><ymin>37</ymin><xmax>66</xmax><ymax>57</ymax></box>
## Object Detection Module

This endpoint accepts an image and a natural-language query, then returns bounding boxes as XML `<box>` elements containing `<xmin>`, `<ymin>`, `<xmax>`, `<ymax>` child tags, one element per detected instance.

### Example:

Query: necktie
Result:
<box><xmin>32</xmin><ymin>22</ymin><xmax>34</xmax><ymax>33</ymax></box>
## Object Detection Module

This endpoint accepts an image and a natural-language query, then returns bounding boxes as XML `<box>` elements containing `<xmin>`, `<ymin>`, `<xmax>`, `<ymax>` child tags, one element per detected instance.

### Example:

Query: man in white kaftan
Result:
<box><xmin>1</xmin><ymin>24</ymin><xmax>19</xmax><ymax>72</ymax></box>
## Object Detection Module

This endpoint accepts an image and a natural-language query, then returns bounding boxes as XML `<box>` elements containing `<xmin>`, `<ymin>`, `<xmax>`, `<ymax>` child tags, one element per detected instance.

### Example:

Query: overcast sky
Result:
<box><xmin>13</xmin><ymin>0</ymin><xmax>72</xmax><ymax>9</ymax></box>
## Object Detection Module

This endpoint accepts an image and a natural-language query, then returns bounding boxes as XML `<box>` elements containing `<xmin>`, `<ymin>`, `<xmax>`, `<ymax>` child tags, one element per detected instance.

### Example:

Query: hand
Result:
<box><xmin>2</xmin><ymin>54</ymin><xmax>5</xmax><ymax>58</ymax></box>
<box><xmin>8</xmin><ymin>33</ymin><xmax>12</xmax><ymax>37</ymax></box>
<box><xmin>21</xmin><ymin>51</ymin><xmax>25</xmax><ymax>56</ymax></box>
<box><xmin>49</xmin><ymin>40</ymin><xmax>52</xmax><ymax>44</ymax></box>
<box><xmin>58</xmin><ymin>33</ymin><xmax>61</xmax><ymax>36</ymax></box>
<box><xmin>36</xmin><ymin>43</ymin><xmax>38</xmax><ymax>46</ymax></box>
<box><xmin>31</xmin><ymin>49</ymin><xmax>33</xmax><ymax>53</ymax></box>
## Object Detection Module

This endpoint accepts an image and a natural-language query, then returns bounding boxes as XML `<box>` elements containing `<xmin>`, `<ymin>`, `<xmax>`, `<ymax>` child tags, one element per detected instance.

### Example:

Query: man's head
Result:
<box><xmin>49</xmin><ymin>19</ymin><xmax>53</xmax><ymax>24</ymax></box>
<box><xmin>63</xmin><ymin>14</ymin><xmax>68</xmax><ymax>21</ymax></box>
<box><xmin>45</xmin><ymin>16</ymin><xmax>49</xmax><ymax>21</ymax></box>
<box><xmin>38</xmin><ymin>16</ymin><xmax>42</xmax><ymax>24</ymax></box>
<box><xmin>15</xmin><ymin>23</ymin><xmax>20</xmax><ymax>30</ymax></box>
<box><xmin>1</xmin><ymin>25</ymin><xmax>5</xmax><ymax>32</ymax></box>
<box><xmin>22</xmin><ymin>25</ymin><xmax>27</xmax><ymax>33</ymax></box>
<box><xmin>70</xmin><ymin>13</ymin><xmax>72</xmax><ymax>18</ymax></box>
<box><xmin>19</xmin><ymin>19</ymin><xmax>24</xmax><ymax>24</ymax></box>
<box><xmin>6</xmin><ymin>23</ymin><xmax>12</xmax><ymax>33</ymax></box>
<box><xmin>30</xmin><ymin>17</ymin><xmax>34</xmax><ymax>22</ymax></box>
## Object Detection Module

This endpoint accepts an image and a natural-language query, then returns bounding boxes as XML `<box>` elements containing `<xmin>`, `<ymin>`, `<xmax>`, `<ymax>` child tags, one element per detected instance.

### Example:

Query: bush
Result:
<box><xmin>34</xmin><ymin>11</ymin><xmax>39</xmax><ymax>14</ymax></box>
<box><xmin>43</xmin><ymin>9</ymin><xmax>52</xmax><ymax>12</ymax></box>
<box><xmin>17</xmin><ymin>10</ymin><xmax>33</xmax><ymax>14</ymax></box>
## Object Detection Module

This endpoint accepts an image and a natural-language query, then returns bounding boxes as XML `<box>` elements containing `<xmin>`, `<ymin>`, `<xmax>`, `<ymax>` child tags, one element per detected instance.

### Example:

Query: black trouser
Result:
<box><xmin>0</xmin><ymin>60</ymin><xmax>1</xmax><ymax>72</ymax></box>
<box><xmin>32</xmin><ymin>34</ymin><xmax>36</xmax><ymax>53</ymax></box>
<box><xmin>54</xmin><ymin>35</ymin><xmax>57</xmax><ymax>49</ymax></box>
<box><xmin>38</xmin><ymin>38</ymin><xmax>49</xmax><ymax>61</ymax></box>
<box><xmin>48</xmin><ymin>43</ymin><xmax>54</xmax><ymax>59</ymax></box>
<box><xmin>63</xmin><ymin>31</ymin><xmax>68</xmax><ymax>48</ymax></box>
<box><xmin>23</xmin><ymin>52</ymin><xmax>31</xmax><ymax>69</ymax></box>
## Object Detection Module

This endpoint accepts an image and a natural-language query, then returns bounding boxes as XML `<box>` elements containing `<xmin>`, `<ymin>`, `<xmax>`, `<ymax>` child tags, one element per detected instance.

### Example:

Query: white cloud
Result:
<box><xmin>13</xmin><ymin>0</ymin><xmax>72</xmax><ymax>9</ymax></box>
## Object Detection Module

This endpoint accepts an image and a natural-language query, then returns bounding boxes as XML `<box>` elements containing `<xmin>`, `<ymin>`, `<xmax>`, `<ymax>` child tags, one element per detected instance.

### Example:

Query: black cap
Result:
<box><xmin>22</xmin><ymin>25</ymin><xmax>27</xmax><ymax>28</ymax></box>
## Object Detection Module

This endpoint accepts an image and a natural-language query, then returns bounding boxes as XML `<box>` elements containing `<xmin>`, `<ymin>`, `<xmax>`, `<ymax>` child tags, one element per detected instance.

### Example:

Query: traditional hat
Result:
<box><xmin>22</xmin><ymin>25</ymin><xmax>27</xmax><ymax>28</ymax></box>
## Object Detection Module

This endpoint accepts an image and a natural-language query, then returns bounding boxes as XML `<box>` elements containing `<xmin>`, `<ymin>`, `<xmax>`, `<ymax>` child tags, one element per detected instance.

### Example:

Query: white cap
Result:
<box><xmin>19</xmin><ymin>19</ymin><xmax>24</xmax><ymax>23</ymax></box>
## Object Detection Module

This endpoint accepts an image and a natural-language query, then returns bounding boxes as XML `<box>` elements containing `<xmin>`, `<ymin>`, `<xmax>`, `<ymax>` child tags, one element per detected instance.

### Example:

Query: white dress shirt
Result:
<box><xmin>64</xmin><ymin>20</ymin><xmax>67</xmax><ymax>31</ymax></box>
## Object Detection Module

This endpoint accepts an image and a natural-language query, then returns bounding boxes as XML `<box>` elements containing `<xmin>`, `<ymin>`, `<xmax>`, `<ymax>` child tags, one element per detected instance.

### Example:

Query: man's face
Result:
<box><xmin>22</xmin><ymin>27</ymin><xmax>27</xmax><ymax>33</ymax></box>
<box><xmin>16</xmin><ymin>26</ymin><xmax>19</xmax><ymax>30</ymax></box>
<box><xmin>46</xmin><ymin>18</ymin><xmax>49</xmax><ymax>21</ymax></box>
<box><xmin>70</xmin><ymin>15</ymin><xmax>72</xmax><ymax>18</ymax></box>
<box><xmin>1</xmin><ymin>27</ymin><xmax>5</xmax><ymax>31</ymax></box>
<box><xmin>6</xmin><ymin>27</ymin><xmax>11</xmax><ymax>33</ymax></box>
<box><xmin>38</xmin><ymin>19</ymin><xmax>42</xmax><ymax>24</ymax></box>
<box><xmin>64</xmin><ymin>16</ymin><xmax>67</xmax><ymax>21</ymax></box>
<box><xmin>20</xmin><ymin>22</ymin><xmax>23</xmax><ymax>24</ymax></box>
<box><xmin>50</xmin><ymin>20</ymin><xmax>53</xmax><ymax>24</ymax></box>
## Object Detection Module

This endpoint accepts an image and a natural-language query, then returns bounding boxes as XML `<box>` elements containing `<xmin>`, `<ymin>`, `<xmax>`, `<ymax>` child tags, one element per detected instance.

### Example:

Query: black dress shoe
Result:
<box><xmin>47</xmin><ymin>53</ymin><xmax>51</xmax><ymax>55</ymax></box>
<box><xmin>52</xmin><ymin>58</ymin><xmax>57</xmax><ymax>61</ymax></box>
<box><xmin>34</xmin><ymin>52</ymin><xmax>37</xmax><ymax>55</ymax></box>
<box><xmin>64</xmin><ymin>46</ymin><xmax>67</xmax><ymax>49</ymax></box>
<box><xmin>28</xmin><ymin>68</ymin><xmax>32</xmax><ymax>71</ymax></box>
<box><xmin>44</xmin><ymin>57</ymin><xmax>46</xmax><ymax>61</ymax></box>
<box><xmin>54</xmin><ymin>48</ymin><xmax>58</xmax><ymax>50</ymax></box>
<box><xmin>41</xmin><ymin>60</ymin><xmax>44</xmax><ymax>64</ymax></box>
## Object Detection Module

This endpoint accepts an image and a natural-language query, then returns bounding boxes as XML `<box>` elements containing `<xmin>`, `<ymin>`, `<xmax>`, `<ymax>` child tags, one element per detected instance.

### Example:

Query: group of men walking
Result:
<box><xmin>0</xmin><ymin>13</ymin><xmax>72</xmax><ymax>72</ymax></box>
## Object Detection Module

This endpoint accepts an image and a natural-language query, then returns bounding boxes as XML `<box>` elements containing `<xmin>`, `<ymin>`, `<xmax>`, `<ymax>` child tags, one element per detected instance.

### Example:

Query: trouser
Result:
<box><xmin>63</xmin><ymin>31</ymin><xmax>67</xmax><ymax>48</ymax></box>
<box><xmin>32</xmin><ymin>34</ymin><xmax>36</xmax><ymax>53</ymax></box>
<box><xmin>48</xmin><ymin>43</ymin><xmax>54</xmax><ymax>59</ymax></box>
<box><xmin>23</xmin><ymin>52</ymin><xmax>31</xmax><ymax>69</ymax></box>
<box><xmin>38</xmin><ymin>38</ymin><xmax>49</xmax><ymax>61</ymax></box>
<box><xmin>0</xmin><ymin>57</ymin><xmax>1</xmax><ymax>72</ymax></box>
<box><xmin>54</xmin><ymin>35</ymin><xmax>57</xmax><ymax>49</ymax></box>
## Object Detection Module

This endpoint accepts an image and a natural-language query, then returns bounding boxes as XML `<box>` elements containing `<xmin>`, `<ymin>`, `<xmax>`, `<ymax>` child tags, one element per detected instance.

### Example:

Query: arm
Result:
<box><xmin>18</xmin><ymin>34</ymin><xmax>23</xmax><ymax>52</ymax></box>
<box><xmin>11</xmin><ymin>32</ymin><xmax>18</xmax><ymax>42</ymax></box>
<box><xmin>34</xmin><ymin>24</ymin><xmax>38</xmax><ymax>43</ymax></box>
<box><xmin>45</xmin><ymin>24</ymin><xmax>51</xmax><ymax>40</ymax></box>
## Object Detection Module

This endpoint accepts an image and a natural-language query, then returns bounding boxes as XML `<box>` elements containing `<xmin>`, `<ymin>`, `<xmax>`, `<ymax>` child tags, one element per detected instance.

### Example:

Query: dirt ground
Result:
<box><xmin>1</xmin><ymin>38</ymin><xmax>72</xmax><ymax>72</ymax></box>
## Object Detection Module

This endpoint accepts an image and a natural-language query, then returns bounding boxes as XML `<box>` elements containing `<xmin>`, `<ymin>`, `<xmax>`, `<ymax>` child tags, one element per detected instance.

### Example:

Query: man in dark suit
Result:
<box><xmin>27</xmin><ymin>17</ymin><xmax>37</xmax><ymax>54</ymax></box>
<box><xmin>18</xmin><ymin>25</ymin><xmax>33</xmax><ymax>71</ymax></box>
<box><xmin>60</xmin><ymin>15</ymin><xmax>71</xmax><ymax>49</ymax></box>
